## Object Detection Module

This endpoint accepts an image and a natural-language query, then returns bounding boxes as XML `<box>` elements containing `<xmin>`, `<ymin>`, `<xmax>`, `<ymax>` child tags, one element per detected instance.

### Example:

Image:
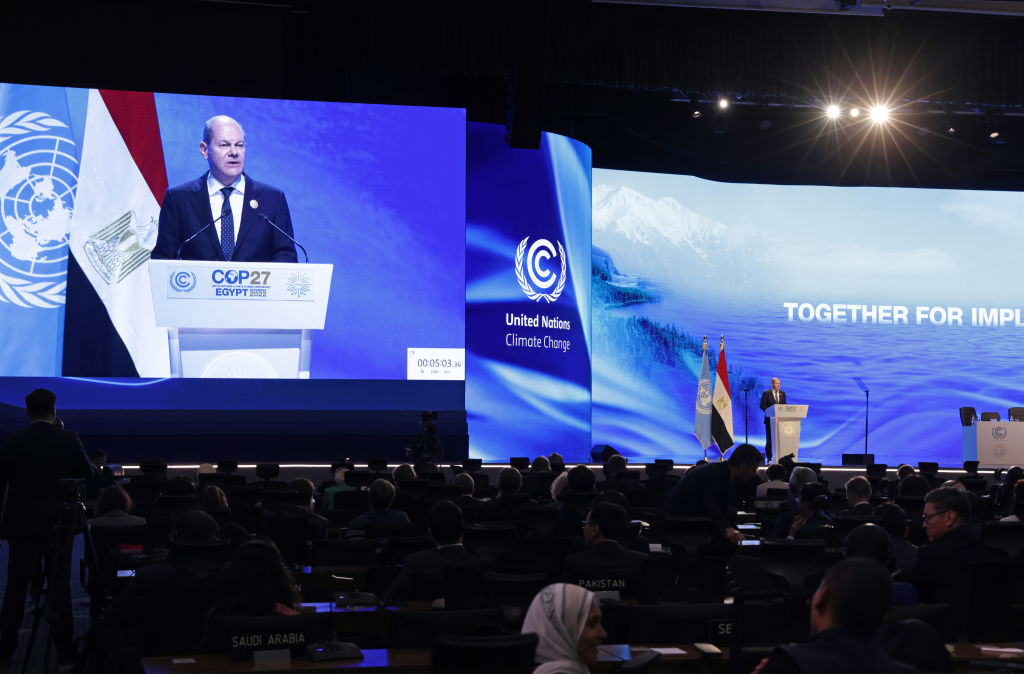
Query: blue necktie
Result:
<box><xmin>219</xmin><ymin>186</ymin><xmax>235</xmax><ymax>261</ymax></box>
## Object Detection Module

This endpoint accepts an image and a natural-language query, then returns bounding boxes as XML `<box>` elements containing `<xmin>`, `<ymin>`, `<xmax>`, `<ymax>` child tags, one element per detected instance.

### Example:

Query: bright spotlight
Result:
<box><xmin>825</xmin><ymin>105</ymin><xmax>841</xmax><ymax>119</ymax></box>
<box><xmin>692</xmin><ymin>109</ymin><xmax>702</xmax><ymax>119</ymax></box>
<box><xmin>718</xmin><ymin>98</ymin><xmax>729</xmax><ymax>110</ymax></box>
<box><xmin>990</xmin><ymin>130</ymin><xmax>1000</xmax><ymax>139</ymax></box>
<box><xmin>869</xmin><ymin>105</ymin><xmax>890</xmax><ymax>124</ymax></box>
<box><xmin>850</xmin><ymin>107</ymin><xmax>860</xmax><ymax>118</ymax></box>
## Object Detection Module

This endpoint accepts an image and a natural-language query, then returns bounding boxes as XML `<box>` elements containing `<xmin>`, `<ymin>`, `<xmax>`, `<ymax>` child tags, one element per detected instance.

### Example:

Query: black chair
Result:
<box><xmin>613</xmin><ymin>602</ymin><xmax>734</xmax><ymax>646</ymax></box>
<box><xmin>980</xmin><ymin>411</ymin><xmax>1001</xmax><ymax>422</ymax></box>
<box><xmin>385</xmin><ymin>607</ymin><xmax>505</xmax><ymax>649</ymax></box>
<box><xmin>432</xmin><ymin>633</ymin><xmax>537</xmax><ymax>674</ymax></box>
<box><xmin>981</xmin><ymin>522</ymin><xmax>1024</xmax><ymax>559</ymax></box>
<box><xmin>509</xmin><ymin>457</ymin><xmax>530</xmax><ymax>471</ymax></box>
<box><xmin>1009</xmin><ymin>407</ymin><xmax>1024</xmax><ymax>422</ymax></box>
<box><xmin>481</xmin><ymin>570</ymin><xmax>550</xmax><ymax>614</ymax></box>
<box><xmin>960</xmin><ymin>407</ymin><xmax>978</xmax><ymax>425</ymax></box>
<box><xmin>367</xmin><ymin>458</ymin><xmax>390</xmax><ymax>474</ymax></box>
<box><xmin>757</xmin><ymin>539</ymin><xmax>827</xmax><ymax>594</ymax></box>
<box><xmin>311</xmin><ymin>537</ymin><xmax>380</xmax><ymax>565</ymax></box>
<box><xmin>462</xmin><ymin>522</ymin><xmax>518</xmax><ymax>557</ymax></box>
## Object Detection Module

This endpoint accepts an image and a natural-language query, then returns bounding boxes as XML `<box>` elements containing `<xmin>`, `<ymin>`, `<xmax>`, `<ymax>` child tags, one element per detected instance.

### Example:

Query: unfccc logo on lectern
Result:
<box><xmin>515</xmin><ymin>237</ymin><xmax>566</xmax><ymax>303</ymax></box>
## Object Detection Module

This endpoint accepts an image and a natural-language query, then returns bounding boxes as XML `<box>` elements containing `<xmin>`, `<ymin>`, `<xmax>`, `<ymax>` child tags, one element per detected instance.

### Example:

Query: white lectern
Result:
<box><xmin>767</xmin><ymin>404</ymin><xmax>809</xmax><ymax>461</ymax></box>
<box><xmin>149</xmin><ymin>260</ymin><xmax>333</xmax><ymax>379</ymax></box>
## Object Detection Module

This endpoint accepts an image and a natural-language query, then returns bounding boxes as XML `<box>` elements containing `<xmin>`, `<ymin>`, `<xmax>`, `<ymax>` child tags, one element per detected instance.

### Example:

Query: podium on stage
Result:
<box><xmin>767</xmin><ymin>404</ymin><xmax>809</xmax><ymax>461</ymax></box>
<box><xmin>149</xmin><ymin>260</ymin><xmax>333</xmax><ymax>378</ymax></box>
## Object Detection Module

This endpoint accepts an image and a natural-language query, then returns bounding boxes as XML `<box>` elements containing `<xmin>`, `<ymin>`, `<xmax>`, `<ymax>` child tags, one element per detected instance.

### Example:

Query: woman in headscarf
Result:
<box><xmin>521</xmin><ymin>583</ymin><xmax>608</xmax><ymax>674</ymax></box>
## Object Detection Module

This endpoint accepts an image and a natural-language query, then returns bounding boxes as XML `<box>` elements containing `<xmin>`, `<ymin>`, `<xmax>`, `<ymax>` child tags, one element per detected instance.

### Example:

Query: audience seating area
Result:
<box><xmin>12</xmin><ymin>456</ymin><xmax>1024</xmax><ymax>672</ymax></box>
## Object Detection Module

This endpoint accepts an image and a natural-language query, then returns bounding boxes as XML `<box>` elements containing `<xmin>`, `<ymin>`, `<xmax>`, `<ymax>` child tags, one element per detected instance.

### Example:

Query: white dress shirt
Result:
<box><xmin>206</xmin><ymin>173</ymin><xmax>245</xmax><ymax>242</ymax></box>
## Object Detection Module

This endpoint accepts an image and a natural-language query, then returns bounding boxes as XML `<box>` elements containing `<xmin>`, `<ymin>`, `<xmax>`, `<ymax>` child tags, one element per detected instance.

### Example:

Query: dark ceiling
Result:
<box><xmin>5</xmin><ymin>0</ymin><xmax>1022</xmax><ymax>189</ymax></box>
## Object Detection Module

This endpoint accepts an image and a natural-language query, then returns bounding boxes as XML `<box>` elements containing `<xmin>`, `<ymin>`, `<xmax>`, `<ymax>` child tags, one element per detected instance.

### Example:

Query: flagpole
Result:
<box><xmin>702</xmin><ymin>335</ymin><xmax>708</xmax><ymax>463</ymax></box>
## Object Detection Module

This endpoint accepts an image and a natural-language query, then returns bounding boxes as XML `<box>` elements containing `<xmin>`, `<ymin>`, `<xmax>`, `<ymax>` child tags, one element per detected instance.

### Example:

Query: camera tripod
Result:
<box><xmin>22</xmin><ymin>488</ymin><xmax>96</xmax><ymax>674</ymax></box>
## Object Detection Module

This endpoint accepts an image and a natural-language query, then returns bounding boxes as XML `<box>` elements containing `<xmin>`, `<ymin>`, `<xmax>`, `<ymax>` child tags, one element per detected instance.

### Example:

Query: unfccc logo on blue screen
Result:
<box><xmin>515</xmin><ymin>236</ymin><xmax>566</xmax><ymax>303</ymax></box>
<box><xmin>169</xmin><ymin>270</ymin><xmax>197</xmax><ymax>293</ymax></box>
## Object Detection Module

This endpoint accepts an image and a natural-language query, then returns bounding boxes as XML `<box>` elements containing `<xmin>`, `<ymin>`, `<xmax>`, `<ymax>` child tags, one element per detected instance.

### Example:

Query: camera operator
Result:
<box><xmin>407</xmin><ymin>411</ymin><xmax>442</xmax><ymax>474</ymax></box>
<box><xmin>0</xmin><ymin>388</ymin><xmax>92</xmax><ymax>664</ymax></box>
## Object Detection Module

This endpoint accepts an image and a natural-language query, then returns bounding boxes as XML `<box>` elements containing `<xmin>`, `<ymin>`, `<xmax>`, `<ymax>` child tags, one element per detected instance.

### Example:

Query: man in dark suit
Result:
<box><xmin>663</xmin><ymin>444</ymin><xmax>762</xmax><ymax>544</ymax></box>
<box><xmin>760</xmin><ymin>377</ymin><xmax>786</xmax><ymax>462</ymax></box>
<box><xmin>382</xmin><ymin>500</ymin><xmax>481</xmax><ymax>602</ymax></box>
<box><xmin>151</xmin><ymin>115</ymin><xmax>298</xmax><ymax>263</ymax></box>
<box><xmin>562</xmin><ymin>502</ymin><xmax>648</xmax><ymax>595</ymax></box>
<box><xmin>838</xmin><ymin>476</ymin><xmax>874</xmax><ymax>518</ymax></box>
<box><xmin>0</xmin><ymin>389</ymin><xmax>92</xmax><ymax>662</ymax></box>
<box><xmin>914</xmin><ymin>487</ymin><xmax>1006</xmax><ymax>605</ymax></box>
<box><xmin>753</xmin><ymin>558</ymin><xmax>917</xmax><ymax>673</ymax></box>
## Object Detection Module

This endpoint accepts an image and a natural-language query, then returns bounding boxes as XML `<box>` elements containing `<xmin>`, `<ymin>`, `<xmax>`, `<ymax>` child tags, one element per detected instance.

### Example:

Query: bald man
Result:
<box><xmin>760</xmin><ymin>377</ymin><xmax>786</xmax><ymax>462</ymax></box>
<box><xmin>152</xmin><ymin>115</ymin><xmax>297</xmax><ymax>262</ymax></box>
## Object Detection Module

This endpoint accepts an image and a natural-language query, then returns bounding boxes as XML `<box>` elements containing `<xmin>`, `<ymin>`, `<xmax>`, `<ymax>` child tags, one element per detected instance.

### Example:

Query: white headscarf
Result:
<box><xmin>521</xmin><ymin>583</ymin><xmax>596</xmax><ymax>674</ymax></box>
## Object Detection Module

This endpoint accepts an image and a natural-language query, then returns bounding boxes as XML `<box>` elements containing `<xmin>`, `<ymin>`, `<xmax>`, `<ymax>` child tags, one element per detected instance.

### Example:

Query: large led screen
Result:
<box><xmin>0</xmin><ymin>83</ymin><xmax>465</xmax><ymax>381</ymax></box>
<box><xmin>466</xmin><ymin>123</ymin><xmax>592</xmax><ymax>462</ymax></box>
<box><xmin>592</xmin><ymin>169</ymin><xmax>1024</xmax><ymax>466</ymax></box>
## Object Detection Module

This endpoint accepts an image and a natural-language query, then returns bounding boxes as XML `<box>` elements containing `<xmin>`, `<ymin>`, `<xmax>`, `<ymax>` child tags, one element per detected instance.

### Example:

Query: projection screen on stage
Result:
<box><xmin>592</xmin><ymin>168</ymin><xmax>1024</xmax><ymax>467</ymax></box>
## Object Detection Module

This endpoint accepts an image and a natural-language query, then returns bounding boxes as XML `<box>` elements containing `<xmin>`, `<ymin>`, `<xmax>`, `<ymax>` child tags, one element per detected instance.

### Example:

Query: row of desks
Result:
<box><xmin>143</xmin><ymin>642</ymin><xmax>1024</xmax><ymax>673</ymax></box>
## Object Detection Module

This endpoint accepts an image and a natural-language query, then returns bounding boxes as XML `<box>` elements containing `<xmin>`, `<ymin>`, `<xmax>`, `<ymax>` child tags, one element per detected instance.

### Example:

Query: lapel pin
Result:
<box><xmin>249</xmin><ymin>199</ymin><xmax>259</xmax><ymax>209</ymax></box>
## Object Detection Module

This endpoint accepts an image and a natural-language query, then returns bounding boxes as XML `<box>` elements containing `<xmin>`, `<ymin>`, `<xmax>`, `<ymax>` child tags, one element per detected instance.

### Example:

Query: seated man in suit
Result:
<box><xmin>382</xmin><ymin>500</ymin><xmax>481</xmax><ymax>602</ymax></box>
<box><xmin>286</xmin><ymin>478</ymin><xmax>329</xmax><ymax>540</ymax></box>
<box><xmin>839</xmin><ymin>476</ymin><xmax>874</xmax><ymax>518</ymax></box>
<box><xmin>753</xmin><ymin>558</ymin><xmax>917</xmax><ymax>673</ymax></box>
<box><xmin>151</xmin><ymin>115</ymin><xmax>297</xmax><ymax>262</ymax></box>
<box><xmin>770</xmin><ymin>466</ymin><xmax>817</xmax><ymax>539</ymax></box>
<box><xmin>562</xmin><ymin>502</ymin><xmax>648</xmax><ymax>594</ymax></box>
<box><xmin>478</xmin><ymin>467</ymin><xmax>532</xmax><ymax>522</ymax></box>
<box><xmin>873</xmin><ymin>502</ymin><xmax>918</xmax><ymax>582</ymax></box>
<box><xmin>349</xmin><ymin>479</ymin><xmax>409</xmax><ymax>530</ymax></box>
<box><xmin>914</xmin><ymin>486</ymin><xmax>1006</xmax><ymax>604</ymax></box>
<box><xmin>601</xmin><ymin>454</ymin><xmax>645</xmax><ymax>506</ymax></box>
<box><xmin>452</xmin><ymin>473</ymin><xmax>484</xmax><ymax>523</ymax></box>
<box><xmin>786</xmin><ymin>482</ymin><xmax>833</xmax><ymax>540</ymax></box>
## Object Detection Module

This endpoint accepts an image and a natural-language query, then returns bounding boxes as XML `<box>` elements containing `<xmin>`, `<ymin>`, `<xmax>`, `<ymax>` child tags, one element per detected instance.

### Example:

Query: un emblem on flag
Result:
<box><xmin>0</xmin><ymin>111</ymin><xmax>76</xmax><ymax>308</ymax></box>
<box><xmin>697</xmin><ymin>380</ymin><xmax>713</xmax><ymax>414</ymax></box>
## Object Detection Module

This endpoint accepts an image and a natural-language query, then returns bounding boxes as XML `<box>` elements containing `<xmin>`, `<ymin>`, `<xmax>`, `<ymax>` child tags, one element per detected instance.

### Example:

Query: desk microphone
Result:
<box><xmin>176</xmin><ymin>213</ymin><xmax>224</xmax><ymax>260</ymax></box>
<box><xmin>257</xmin><ymin>212</ymin><xmax>309</xmax><ymax>263</ymax></box>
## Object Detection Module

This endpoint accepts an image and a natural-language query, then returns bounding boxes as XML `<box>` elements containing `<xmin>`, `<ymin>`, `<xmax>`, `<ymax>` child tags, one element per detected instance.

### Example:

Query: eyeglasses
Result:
<box><xmin>922</xmin><ymin>510</ymin><xmax>949</xmax><ymax>522</ymax></box>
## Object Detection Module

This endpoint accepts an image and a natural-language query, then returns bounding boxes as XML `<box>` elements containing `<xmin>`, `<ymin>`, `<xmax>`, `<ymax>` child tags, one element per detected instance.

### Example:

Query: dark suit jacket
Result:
<box><xmin>0</xmin><ymin>421</ymin><xmax>92</xmax><ymax>538</ymax></box>
<box><xmin>760</xmin><ymin>389</ymin><xmax>787</xmax><ymax>418</ymax></box>
<box><xmin>382</xmin><ymin>544</ymin><xmax>482</xmax><ymax>602</ymax></box>
<box><xmin>914</xmin><ymin>525</ymin><xmax>1006</xmax><ymax>604</ymax></box>
<box><xmin>838</xmin><ymin>502</ymin><xmax>874</xmax><ymax>518</ymax></box>
<box><xmin>561</xmin><ymin>540</ymin><xmax>649</xmax><ymax>591</ymax></box>
<box><xmin>760</xmin><ymin>628</ymin><xmax>918</xmax><ymax>674</ymax></box>
<box><xmin>662</xmin><ymin>461</ymin><xmax>734</xmax><ymax>533</ymax></box>
<box><xmin>151</xmin><ymin>173</ymin><xmax>298</xmax><ymax>262</ymax></box>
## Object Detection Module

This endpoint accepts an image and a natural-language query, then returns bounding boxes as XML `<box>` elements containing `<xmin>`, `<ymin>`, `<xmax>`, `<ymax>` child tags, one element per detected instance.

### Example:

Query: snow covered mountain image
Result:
<box><xmin>592</xmin><ymin>183</ymin><xmax>764</xmax><ymax>293</ymax></box>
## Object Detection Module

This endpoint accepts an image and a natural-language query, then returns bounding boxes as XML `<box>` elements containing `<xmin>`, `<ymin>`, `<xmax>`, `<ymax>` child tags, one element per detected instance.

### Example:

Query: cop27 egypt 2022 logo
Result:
<box><xmin>0</xmin><ymin>110</ymin><xmax>77</xmax><ymax>308</ymax></box>
<box><xmin>515</xmin><ymin>236</ymin><xmax>566</xmax><ymax>303</ymax></box>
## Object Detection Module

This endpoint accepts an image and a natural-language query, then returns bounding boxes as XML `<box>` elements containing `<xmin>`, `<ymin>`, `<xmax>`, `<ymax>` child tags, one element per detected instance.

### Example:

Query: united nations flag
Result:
<box><xmin>0</xmin><ymin>84</ymin><xmax>85</xmax><ymax>375</ymax></box>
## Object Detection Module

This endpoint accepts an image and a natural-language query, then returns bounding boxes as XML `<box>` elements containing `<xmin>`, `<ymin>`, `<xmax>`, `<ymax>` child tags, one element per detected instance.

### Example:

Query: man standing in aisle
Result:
<box><xmin>0</xmin><ymin>389</ymin><xmax>92</xmax><ymax>664</ymax></box>
<box><xmin>760</xmin><ymin>377</ymin><xmax>786</xmax><ymax>462</ymax></box>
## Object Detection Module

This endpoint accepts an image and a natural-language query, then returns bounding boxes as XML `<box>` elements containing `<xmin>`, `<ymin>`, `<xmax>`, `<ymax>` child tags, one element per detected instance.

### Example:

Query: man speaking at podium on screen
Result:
<box><xmin>760</xmin><ymin>377</ymin><xmax>786</xmax><ymax>462</ymax></box>
<box><xmin>151</xmin><ymin>115</ymin><xmax>298</xmax><ymax>263</ymax></box>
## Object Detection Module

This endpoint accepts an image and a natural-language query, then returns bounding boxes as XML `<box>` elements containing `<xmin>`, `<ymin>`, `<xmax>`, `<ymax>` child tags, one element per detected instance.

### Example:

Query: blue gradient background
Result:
<box><xmin>466</xmin><ymin>123</ymin><xmax>592</xmax><ymax>462</ymax></box>
<box><xmin>592</xmin><ymin>169</ymin><xmax>1024</xmax><ymax>466</ymax></box>
<box><xmin>155</xmin><ymin>94</ymin><xmax>466</xmax><ymax>379</ymax></box>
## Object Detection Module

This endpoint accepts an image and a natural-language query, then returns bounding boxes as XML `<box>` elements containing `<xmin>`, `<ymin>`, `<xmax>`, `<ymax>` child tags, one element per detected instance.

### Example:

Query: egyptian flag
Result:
<box><xmin>64</xmin><ymin>89</ymin><xmax>169</xmax><ymax>377</ymax></box>
<box><xmin>711</xmin><ymin>336</ymin><xmax>734</xmax><ymax>453</ymax></box>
